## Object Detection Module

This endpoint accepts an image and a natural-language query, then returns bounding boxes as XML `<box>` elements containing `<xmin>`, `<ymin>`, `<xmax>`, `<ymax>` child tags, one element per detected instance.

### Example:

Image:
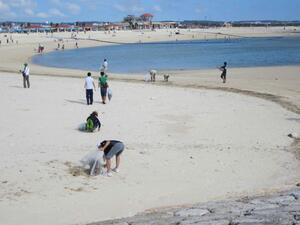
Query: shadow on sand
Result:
<box><xmin>9</xmin><ymin>85</ymin><xmax>23</xmax><ymax>89</ymax></box>
<box><xmin>65</xmin><ymin>99</ymin><xmax>87</xmax><ymax>105</ymax></box>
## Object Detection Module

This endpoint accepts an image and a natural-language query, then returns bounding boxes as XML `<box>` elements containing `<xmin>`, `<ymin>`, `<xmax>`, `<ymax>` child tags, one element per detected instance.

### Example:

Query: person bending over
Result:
<box><xmin>98</xmin><ymin>140</ymin><xmax>124</xmax><ymax>177</ymax></box>
<box><xmin>86</xmin><ymin>111</ymin><xmax>101</xmax><ymax>132</ymax></box>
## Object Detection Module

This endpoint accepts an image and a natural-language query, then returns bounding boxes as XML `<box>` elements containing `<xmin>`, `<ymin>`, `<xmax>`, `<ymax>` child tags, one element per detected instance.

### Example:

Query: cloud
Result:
<box><xmin>9</xmin><ymin>0</ymin><xmax>37</xmax><ymax>8</ymax></box>
<box><xmin>131</xmin><ymin>5</ymin><xmax>144</xmax><ymax>13</ymax></box>
<box><xmin>153</xmin><ymin>5</ymin><xmax>161</xmax><ymax>12</ymax></box>
<box><xmin>0</xmin><ymin>1</ymin><xmax>10</xmax><ymax>12</ymax></box>
<box><xmin>25</xmin><ymin>8</ymin><xmax>34</xmax><ymax>16</ymax></box>
<box><xmin>114</xmin><ymin>3</ymin><xmax>126</xmax><ymax>12</ymax></box>
<box><xmin>195</xmin><ymin>8</ymin><xmax>202</xmax><ymax>14</ymax></box>
<box><xmin>0</xmin><ymin>0</ymin><xmax>17</xmax><ymax>18</ymax></box>
<box><xmin>49</xmin><ymin>8</ymin><xmax>65</xmax><ymax>17</ymax></box>
<box><xmin>36</xmin><ymin>12</ymin><xmax>49</xmax><ymax>18</ymax></box>
<box><xmin>51</xmin><ymin>0</ymin><xmax>61</xmax><ymax>5</ymax></box>
<box><xmin>113</xmin><ymin>2</ymin><xmax>144</xmax><ymax>14</ymax></box>
<box><xmin>66</xmin><ymin>3</ymin><xmax>80</xmax><ymax>15</ymax></box>
<box><xmin>0</xmin><ymin>0</ymin><xmax>37</xmax><ymax>18</ymax></box>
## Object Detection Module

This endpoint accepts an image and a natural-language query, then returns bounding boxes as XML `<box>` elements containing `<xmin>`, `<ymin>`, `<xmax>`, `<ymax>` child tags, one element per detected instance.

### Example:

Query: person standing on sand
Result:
<box><xmin>101</xmin><ymin>59</ymin><xmax>108</xmax><ymax>73</ymax></box>
<box><xmin>219</xmin><ymin>62</ymin><xmax>227</xmax><ymax>83</ymax></box>
<box><xmin>98</xmin><ymin>140</ymin><xmax>125</xmax><ymax>177</ymax></box>
<box><xmin>84</xmin><ymin>72</ymin><xmax>96</xmax><ymax>105</ymax></box>
<box><xmin>98</xmin><ymin>71</ymin><xmax>108</xmax><ymax>104</ymax></box>
<box><xmin>20</xmin><ymin>63</ymin><xmax>30</xmax><ymax>88</ymax></box>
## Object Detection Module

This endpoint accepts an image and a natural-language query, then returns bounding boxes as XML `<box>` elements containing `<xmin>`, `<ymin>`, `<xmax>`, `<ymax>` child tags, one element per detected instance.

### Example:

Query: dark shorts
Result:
<box><xmin>105</xmin><ymin>142</ymin><xmax>124</xmax><ymax>159</ymax></box>
<box><xmin>100</xmin><ymin>87</ymin><xmax>107</xmax><ymax>97</ymax></box>
<box><xmin>221</xmin><ymin>73</ymin><xmax>226</xmax><ymax>79</ymax></box>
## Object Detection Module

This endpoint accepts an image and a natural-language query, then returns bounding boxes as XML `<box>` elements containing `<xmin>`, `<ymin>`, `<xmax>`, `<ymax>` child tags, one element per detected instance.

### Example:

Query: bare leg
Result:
<box><xmin>106</xmin><ymin>158</ymin><xmax>111</xmax><ymax>173</ymax></box>
<box><xmin>27</xmin><ymin>76</ymin><xmax>30</xmax><ymax>88</ymax></box>
<box><xmin>23</xmin><ymin>76</ymin><xmax>26</xmax><ymax>88</ymax></box>
<box><xmin>115</xmin><ymin>155</ymin><xmax>121</xmax><ymax>169</ymax></box>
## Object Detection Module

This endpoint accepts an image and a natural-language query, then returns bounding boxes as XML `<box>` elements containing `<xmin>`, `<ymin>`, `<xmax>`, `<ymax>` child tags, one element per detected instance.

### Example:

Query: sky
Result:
<box><xmin>0</xmin><ymin>0</ymin><xmax>300</xmax><ymax>22</ymax></box>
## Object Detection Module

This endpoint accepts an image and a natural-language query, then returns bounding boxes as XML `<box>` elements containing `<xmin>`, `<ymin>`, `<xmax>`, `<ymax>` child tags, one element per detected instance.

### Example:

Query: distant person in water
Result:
<box><xmin>84</xmin><ymin>72</ymin><xmax>96</xmax><ymax>105</ymax></box>
<box><xmin>86</xmin><ymin>111</ymin><xmax>101</xmax><ymax>132</ymax></box>
<box><xmin>20</xmin><ymin>63</ymin><xmax>30</xmax><ymax>88</ymax></box>
<box><xmin>98</xmin><ymin>140</ymin><xmax>125</xmax><ymax>177</ymax></box>
<box><xmin>98</xmin><ymin>71</ymin><xmax>108</xmax><ymax>104</ymax></box>
<box><xmin>219</xmin><ymin>62</ymin><xmax>227</xmax><ymax>83</ymax></box>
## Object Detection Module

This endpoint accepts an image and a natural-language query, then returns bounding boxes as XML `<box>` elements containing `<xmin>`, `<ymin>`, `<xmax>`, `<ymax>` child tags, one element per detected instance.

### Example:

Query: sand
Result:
<box><xmin>0</xmin><ymin>27</ymin><xmax>299</xmax><ymax>225</ymax></box>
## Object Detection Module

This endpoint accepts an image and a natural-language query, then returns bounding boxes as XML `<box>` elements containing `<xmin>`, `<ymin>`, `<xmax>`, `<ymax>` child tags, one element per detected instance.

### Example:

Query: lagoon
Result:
<box><xmin>32</xmin><ymin>37</ymin><xmax>300</xmax><ymax>73</ymax></box>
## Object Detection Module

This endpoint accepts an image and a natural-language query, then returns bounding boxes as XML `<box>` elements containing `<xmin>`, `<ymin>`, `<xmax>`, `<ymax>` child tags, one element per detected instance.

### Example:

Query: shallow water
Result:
<box><xmin>32</xmin><ymin>37</ymin><xmax>300</xmax><ymax>73</ymax></box>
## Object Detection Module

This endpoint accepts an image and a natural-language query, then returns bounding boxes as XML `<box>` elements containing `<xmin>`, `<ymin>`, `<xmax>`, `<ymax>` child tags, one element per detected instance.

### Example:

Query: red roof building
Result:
<box><xmin>140</xmin><ymin>13</ymin><xmax>154</xmax><ymax>22</ymax></box>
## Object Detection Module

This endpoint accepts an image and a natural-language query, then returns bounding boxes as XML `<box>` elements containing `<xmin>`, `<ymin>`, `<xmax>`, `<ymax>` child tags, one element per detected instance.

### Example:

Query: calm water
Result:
<box><xmin>32</xmin><ymin>37</ymin><xmax>300</xmax><ymax>73</ymax></box>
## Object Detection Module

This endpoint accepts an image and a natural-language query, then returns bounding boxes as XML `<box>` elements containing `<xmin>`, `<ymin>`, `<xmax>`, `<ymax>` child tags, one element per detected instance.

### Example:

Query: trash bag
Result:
<box><xmin>78</xmin><ymin>123</ymin><xmax>86</xmax><ymax>131</ymax></box>
<box><xmin>144</xmin><ymin>73</ymin><xmax>151</xmax><ymax>82</ymax></box>
<box><xmin>80</xmin><ymin>150</ymin><xmax>104</xmax><ymax>176</ymax></box>
<box><xmin>107</xmin><ymin>88</ymin><xmax>112</xmax><ymax>101</ymax></box>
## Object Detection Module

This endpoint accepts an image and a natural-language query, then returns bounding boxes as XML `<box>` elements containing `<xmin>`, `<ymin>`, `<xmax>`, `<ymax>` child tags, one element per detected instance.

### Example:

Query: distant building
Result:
<box><xmin>223</xmin><ymin>22</ymin><xmax>232</xmax><ymax>28</ymax></box>
<box><xmin>140</xmin><ymin>13</ymin><xmax>154</xmax><ymax>22</ymax></box>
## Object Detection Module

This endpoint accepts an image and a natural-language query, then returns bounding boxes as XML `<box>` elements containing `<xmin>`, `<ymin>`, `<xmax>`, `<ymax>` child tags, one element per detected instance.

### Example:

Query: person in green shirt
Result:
<box><xmin>98</xmin><ymin>71</ymin><xmax>108</xmax><ymax>104</ymax></box>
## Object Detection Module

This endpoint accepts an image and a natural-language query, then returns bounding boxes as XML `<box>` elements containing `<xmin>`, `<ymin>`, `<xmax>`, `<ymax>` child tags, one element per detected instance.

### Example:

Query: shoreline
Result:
<box><xmin>29</xmin><ymin>35</ymin><xmax>300</xmax><ymax>76</ymax></box>
<box><xmin>0</xmin><ymin>27</ymin><xmax>299</xmax><ymax>225</ymax></box>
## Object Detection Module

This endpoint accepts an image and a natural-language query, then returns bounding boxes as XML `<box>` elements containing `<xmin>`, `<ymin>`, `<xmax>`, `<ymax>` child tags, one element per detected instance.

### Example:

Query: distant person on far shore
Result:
<box><xmin>149</xmin><ymin>69</ymin><xmax>157</xmax><ymax>82</ymax></box>
<box><xmin>219</xmin><ymin>62</ymin><xmax>227</xmax><ymax>83</ymax></box>
<box><xmin>84</xmin><ymin>72</ymin><xmax>96</xmax><ymax>105</ymax></box>
<box><xmin>20</xmin><ymin>63</ymin><xmax>30</xmax><ymax>88</ymax></box>
<box><xmin>98</xmin><ymin>71</ymin><xmax>108</xmax><ymax>104</ymax></box>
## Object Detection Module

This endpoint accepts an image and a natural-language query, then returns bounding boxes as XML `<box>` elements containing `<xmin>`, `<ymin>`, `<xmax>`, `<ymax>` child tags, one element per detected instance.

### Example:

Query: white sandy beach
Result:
<box><xmin>0</xmin><ymin>28</ymin><xmax>299</xmax><ymax>225</ymax></box>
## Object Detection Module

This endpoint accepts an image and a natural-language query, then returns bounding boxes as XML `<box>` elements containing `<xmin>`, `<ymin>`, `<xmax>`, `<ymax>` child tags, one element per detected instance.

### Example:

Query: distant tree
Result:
<box><xmin>123</xmin><ymin>15</ymin><xmax>140</xmax><ymax>29</ymax></box>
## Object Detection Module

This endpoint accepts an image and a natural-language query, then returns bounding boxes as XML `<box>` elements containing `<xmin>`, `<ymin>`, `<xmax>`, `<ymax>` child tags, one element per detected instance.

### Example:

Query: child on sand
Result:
<box><xmin>86</xmin><ymin>111</ymin><xmax>101</xmax><ymax>132</ymax></box>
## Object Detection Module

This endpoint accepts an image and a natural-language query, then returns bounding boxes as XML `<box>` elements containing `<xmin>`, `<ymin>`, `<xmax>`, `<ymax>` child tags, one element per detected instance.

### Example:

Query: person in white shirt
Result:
<box><xmin>20</xmin><ymin>63</ymin><xmax>30</xmax><ymax>88</ymax></box>
<box><xmin>84</xmin><ymin>72</ymin><xmax>96</xmax><ymax>105</ymax></box>
<box><xmin>101</xmin><ymin>59</ymin><xmax>108</xmax><ymax>73</ymax></box>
